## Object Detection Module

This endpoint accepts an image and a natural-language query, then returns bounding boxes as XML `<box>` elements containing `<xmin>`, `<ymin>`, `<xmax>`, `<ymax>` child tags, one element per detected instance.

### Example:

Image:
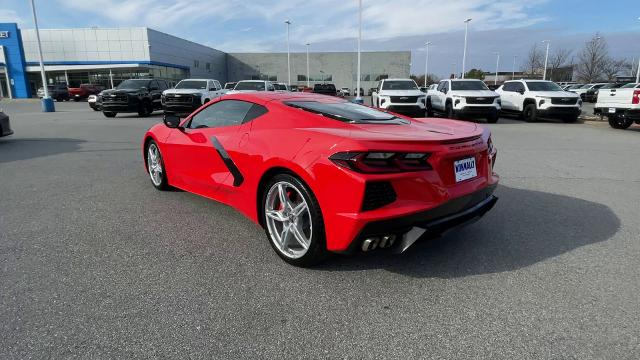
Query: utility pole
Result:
<box><xmin>512</xmin><ymin>55</ymin><xmax>518</xmax><ymax>78</ymax></box>
<box><xmin>424</xmin><ymin>41</ymin><xmax>432</xmax><ymax>87</ymax></box>
<box><xmin>305</xmin><ymin>43</ymin><xmax>310</xmax><ymax>88</ymax></box>
<box><xmin>542</xmin><ymin>40</ymin><xmax>550</xmax><ymax>80</ymax></box>
<box><xmin>285</xmin><ymin>20</ymin><xmax>291</xmax><ymax>87</ymax></box>
<box><xmin>493</xmin><ymin>52</ymin><xmax>500</xmax><ymax>85</ymax></box>
<box><xmin>355</xmin><ymin>0</ymin><xmax>363</xmax><ymax>103</ymax></box>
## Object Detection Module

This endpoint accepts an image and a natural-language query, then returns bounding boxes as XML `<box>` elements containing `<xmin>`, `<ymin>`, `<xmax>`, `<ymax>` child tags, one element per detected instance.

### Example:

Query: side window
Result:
<box><xmin>267</xmin><ymin>83</ymin><xmax>275</xmax><ymax>91</ymax></box>
<box><xmin>157</xmin><ymin>81</ymin><xmax>168</xmax><ymax>91</ymax></box>
<box><xmin>436</xmin><ymin>81</ymin><xmax>444</xmax><ymax>92</ymax></box>
<box><xmin>503</xmin><ymin>82</ymin><xmax>515</xmax><ymax>92</ymax></box>
<box><xmin>214</xmin><ymin>80</ymin><xmax>222</xmax><ymax>90</ymax></box>
<box><xmin>516</xmin><ymin>82</ymin><xmax>526</xmax><ymax>93</ymax></box>
<box><xmin>243</xmin><ymin>104</ymin><xmax>268</xmax><ymax>123</ymax></box>
<box><xmin>443</xmin><ymin>82</ymin><xmax>450</xmax><ymax>92</ymax></box>
<box><xmin>189</xmin><ymin>100</ymin><xmax>254</xmax><ymax>129</ymax></box>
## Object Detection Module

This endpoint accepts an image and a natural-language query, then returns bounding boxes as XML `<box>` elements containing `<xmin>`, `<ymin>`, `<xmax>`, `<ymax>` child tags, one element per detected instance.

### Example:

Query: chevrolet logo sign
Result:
<box><xmin>175</xmin><ymin>94</ymin><xmax>182</xmax><ymax>97</ymax></box>
<box><xmin>477</xmin><ymin>97</ymin><xmax>485</xmax><ymax>100</ymax></box>
<box><xmin>400</xmin><ymin>97</ymin><xmax>408</xmax><ymax>100</ymax></box>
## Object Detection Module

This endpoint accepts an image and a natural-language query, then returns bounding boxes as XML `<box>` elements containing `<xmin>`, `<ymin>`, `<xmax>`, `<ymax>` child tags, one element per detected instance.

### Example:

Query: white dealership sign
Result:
<box><xmin>0</xmin><ymin>31</ymin><xmax>9</xmax><ymax>38</ymax></box>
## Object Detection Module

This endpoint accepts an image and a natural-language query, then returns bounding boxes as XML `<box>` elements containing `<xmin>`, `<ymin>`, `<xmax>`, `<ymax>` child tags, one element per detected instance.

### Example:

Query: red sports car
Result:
<box><xmin>142</xmin><ymin>92</ymin><xmax>498</xmax><ymax>266</ymax></box>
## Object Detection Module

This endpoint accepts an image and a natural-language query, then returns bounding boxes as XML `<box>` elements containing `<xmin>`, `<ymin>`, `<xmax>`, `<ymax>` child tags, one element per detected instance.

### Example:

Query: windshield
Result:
<box><xmin>234</xmin><ymin>82</ymin><xmax>265</xmax><ymax>91</ymax></box>
<box><xmin>451</xmin><ymin>81</ymin><xmax>489</xmax><ymax>90</ymax></box>
<box><xmin>526</xmin><ymin>81</ymin><xmax>563</xmax><ymax>91</ymax></box>
<box><xmin>175</xmin><ymin>80</ymin><xmax>207</xmax><ymax>89</ymax></box>
<box><xmin>285</xmin><ymin>100</ymin><xmax>399</xmax><ymax>123</ymax></box>
<box><xmin>116</xmin><ymin>79</ymin><xmax>149</xmax><ymax>90</ymax></box>
<box><xmin>620</xmin><ymin>83</ymin><xmax>639</xmax><ymax>89</ymax></box>
<box><xmin>382</xmin><ymin>80</ymin><xmax>418</xmax><ymax>90</ymax></box>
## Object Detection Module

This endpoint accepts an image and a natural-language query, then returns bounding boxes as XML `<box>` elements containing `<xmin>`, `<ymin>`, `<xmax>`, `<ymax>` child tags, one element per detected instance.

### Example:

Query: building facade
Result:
<box><xmin>0</xmin><ymin>22</ymin><xmax>410</xmax><ymax>98</ymax></box>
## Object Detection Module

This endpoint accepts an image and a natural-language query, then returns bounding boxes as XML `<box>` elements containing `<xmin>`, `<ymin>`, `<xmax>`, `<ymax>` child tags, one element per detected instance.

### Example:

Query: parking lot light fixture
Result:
<box><xmin>493</xmin><ymin>52</ymin><xmax>500</xmax><ymax>85</ymax></box>
<box><xmin>424</xmin><ymin>41</ymin><xmax>432</xmax><ymax>87</ymax></box>
<box><xmin>461</xmin><ymin>18</ymin><xmax>472</xmax><ymax>79</ymax></box>
<box><xmin>637</xmin><ymin>18</ymin><xmax>640</xmax><ymax>83</ymax></box>
<box><xmin>29</xmin><ymin>0</ymin><xmax>55</xmax><ymax>112</ymax></box>
<box><xmin>285</xmin><ymin>20</ymin><xmax>292</xmax><ymax>87</ymax></box>
<box><xmin>512</xmin><ymin>55</ymin><xmax>518</xmax><ymax>78</ymax></box>
<box><xmin>306</xmin><ymin>43</ymin><xmax>310</xmax><ymax>88</ymax></box>
<box><xmin>355</xmin><ymin>0</ymin><xmax>363</xmax><ymax>104</ymax></box>
<box><xmin>542</xmin><ymin>40</ymin><xmax>550</xmax><ymax>80</ymax></box>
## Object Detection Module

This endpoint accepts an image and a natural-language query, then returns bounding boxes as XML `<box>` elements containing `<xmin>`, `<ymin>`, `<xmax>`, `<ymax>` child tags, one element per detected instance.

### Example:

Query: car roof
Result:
<box><xmin>180</xmin><ymin>78</ymin><xmax>216</xmax><ymax>81</ymax></box>
<box><xmin>449</xmin><ymin>78</ymin><xmax>483</xmax><ymax>81</ymax></box>
<box><xmin>384</xmin><ymin>78</ymin><xmax>415</xmax><ymax>81</ymax></box>
<box><xmin>238</xmin><ymin>80</ymin><xmax>268</xmax><ymax>83</ymax></box>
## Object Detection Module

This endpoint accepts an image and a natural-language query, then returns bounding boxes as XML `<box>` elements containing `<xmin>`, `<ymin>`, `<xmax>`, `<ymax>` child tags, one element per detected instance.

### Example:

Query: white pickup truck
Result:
<box><xmin>426</xmin><ymin>79</ymin><xmax>501</xmax><ymax>123</ymax></box>
<box><xmin>594</xmin><ymin>83</ymin><xmax>640</xmax><ymax>129</ymax></box>
<box><xmin>162</xmin><ymin>78</ymin><xmax>223</xmax><ymax>114</ymax></box>
<box><xmin>371</xmin><ymin>78</ymin><xmax>426</xmax><ymax>117</ymax></box>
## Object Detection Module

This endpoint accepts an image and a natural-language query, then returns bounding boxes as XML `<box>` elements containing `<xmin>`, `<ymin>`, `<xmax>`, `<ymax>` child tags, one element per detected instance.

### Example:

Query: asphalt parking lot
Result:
<box><xmin>1</xmin><ymin>100</ymin><xmax>639</xmax><ymax>359</ymax></box>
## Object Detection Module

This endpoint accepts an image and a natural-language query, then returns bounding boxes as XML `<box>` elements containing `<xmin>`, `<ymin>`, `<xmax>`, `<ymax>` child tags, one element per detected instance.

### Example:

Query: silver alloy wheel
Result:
<box><xmin>147</xmin><ymin>143</ymin><xmax>163</xmax><ymax>186</ymax></box>
<box><xmin>264</xmin><ymin>181</ymin><xmax>312</xmax><ymax>259</ymax></box>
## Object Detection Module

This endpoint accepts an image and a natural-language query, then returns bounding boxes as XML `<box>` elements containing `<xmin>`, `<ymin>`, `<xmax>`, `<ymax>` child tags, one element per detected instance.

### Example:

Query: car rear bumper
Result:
<box><xmin>338</xmin><ymin>184</ymin><xmax>498</xmax><ymax>254</ymax></box>
<box><xmin>595</xmin><ymin>107</ymin><xmax>640</xmax><ymax>121</ymax></box>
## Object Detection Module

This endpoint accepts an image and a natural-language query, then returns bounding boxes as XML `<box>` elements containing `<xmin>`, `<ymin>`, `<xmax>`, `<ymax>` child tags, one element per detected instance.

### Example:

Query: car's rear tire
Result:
<box><xmin>138</xmin><ymin>101</ymin><xmax>153</xmax><ymax>117</ymax></box>
<box><xmin>608</xmin><ymin>115</ymin><xmax>633</xmax><ymax>129</ymax></box>
<box><xmin>261</xmin><ymin>173</ymin><xmax>327</xmax><ymax>267</ymax></box>
<box><xmin>523</xmin><ymin>104</ymin><xmax>537</xmax><ymax>122</ymax></box>
<box><xmin>145</xmin><ymin>140</ymin><xmax>170</xmax><ymax>190</ymax></box>
<box><xmin>103</xmin><ymin>111</ymin><xmax>117</xmax><ymax>118</ymax></box>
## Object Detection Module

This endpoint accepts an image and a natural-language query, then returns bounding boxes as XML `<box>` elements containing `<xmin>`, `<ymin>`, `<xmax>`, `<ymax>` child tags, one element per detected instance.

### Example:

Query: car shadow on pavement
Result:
<box><xmin>316</xmin><ymin>185</ymin><xmax>620</xmax><ymax>278</ymax></box>
<box><xmin>0</xmin><ymin>138</ymin><xmax>86</xmax><ymax>163</ymax></box>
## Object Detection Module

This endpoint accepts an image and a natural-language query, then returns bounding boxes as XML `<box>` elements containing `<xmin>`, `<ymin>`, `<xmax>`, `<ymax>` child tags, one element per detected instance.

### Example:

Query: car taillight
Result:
<box><xmin>329</xmin><ymin>151</ymin><xmax>432</xmax><ymax>173</ymax></box>
<box><xmin>633</xmin><ymin>90</ymin><xmax>640</xmax><ymax>105</ymax></box>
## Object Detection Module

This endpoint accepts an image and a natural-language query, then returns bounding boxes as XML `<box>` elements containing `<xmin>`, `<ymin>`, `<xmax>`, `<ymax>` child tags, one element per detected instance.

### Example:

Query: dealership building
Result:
<box><xmin>0</xmin><ymin>22</ymin><xmax>410</xmax><ymax>98</ymax></box>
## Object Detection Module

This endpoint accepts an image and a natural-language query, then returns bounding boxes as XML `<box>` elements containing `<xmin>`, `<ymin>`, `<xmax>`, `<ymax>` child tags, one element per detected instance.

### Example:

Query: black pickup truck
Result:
<box><xmin>101</xmin><ymin>79</ymin><xmax>168</xmax><ymax>118</ymax></box>
<box><xmin>312</xmin><ymin>83</ymin><xmax>337</xmax><ymax>96</ymax></box>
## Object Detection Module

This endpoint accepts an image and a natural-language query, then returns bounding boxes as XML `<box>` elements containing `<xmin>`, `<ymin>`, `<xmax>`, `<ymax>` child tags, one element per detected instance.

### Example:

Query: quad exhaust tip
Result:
<box><xmin>361</xmin><ymin>235</ymin><xmax>396</xmax><ymax>252</ymax></box>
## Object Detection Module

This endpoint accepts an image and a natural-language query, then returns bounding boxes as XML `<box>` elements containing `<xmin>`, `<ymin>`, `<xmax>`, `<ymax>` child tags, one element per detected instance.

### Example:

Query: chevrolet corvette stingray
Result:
<box><xmin>142</xmin><ymin>92</ymin><xmax>499</xmax><ymax>266</ymax></box>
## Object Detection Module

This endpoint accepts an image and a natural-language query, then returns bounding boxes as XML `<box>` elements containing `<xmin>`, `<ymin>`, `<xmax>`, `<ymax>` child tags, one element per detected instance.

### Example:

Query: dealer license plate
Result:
<box><xmin>608</xmin><ymin>108</ymin><xmax>616</xmax><ymax>114</ymax></box>
<box><xmin>454</xmin><ymin>157</ymin><xmax>477</xmax><ymax>183</ymax></box>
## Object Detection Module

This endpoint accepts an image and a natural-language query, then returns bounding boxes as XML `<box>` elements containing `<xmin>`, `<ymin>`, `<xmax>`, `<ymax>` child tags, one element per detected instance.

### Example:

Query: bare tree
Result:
<box><xmin>548</xmin><ymin>48</ymin><xmax>572</xmax><ymax>81</ymax></box>
<box><xmin>601</xmin><ymin>58</ymin><xmax>629</xmax><ymax>81</ymax></box>
<box><xmin>523</xmin><ymin>44</ymin><xmax>543</xmax><ymax>76</ymax></box>
<box><xmin>575</xmin><ymin>34</ymin><xmax>609</xmax><ymax>83</ymax></box>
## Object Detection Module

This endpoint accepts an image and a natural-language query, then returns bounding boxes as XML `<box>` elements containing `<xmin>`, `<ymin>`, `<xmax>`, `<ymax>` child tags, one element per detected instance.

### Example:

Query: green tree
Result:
<box><xmin>464</xmin><ymin>69</ymin><xmax>485</xmax><ymax>80</ymax></box>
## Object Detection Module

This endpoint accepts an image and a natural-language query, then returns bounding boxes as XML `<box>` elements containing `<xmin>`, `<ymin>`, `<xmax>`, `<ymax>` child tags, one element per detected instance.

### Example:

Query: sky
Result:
<box><xmin>1</xmin><ymin>0</ymin><xmax>638</xmax><ymax>78</ymax></box>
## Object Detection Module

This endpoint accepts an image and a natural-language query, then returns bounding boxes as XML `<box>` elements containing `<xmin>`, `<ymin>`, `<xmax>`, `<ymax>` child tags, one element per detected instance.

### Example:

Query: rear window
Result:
<box><xmin>620</xmin><ymin>83</ymin><xmax>639</xmax><ymax>89</ymax></box>
<box><xmin>451</xmin><ymin>81</ymin><xmax>489</xmax><ymax>90</ymax></box>
<box><xmin>285</xmin><ymin>100</ymin><xmax>402</xmax><ymax>123</ymax></box>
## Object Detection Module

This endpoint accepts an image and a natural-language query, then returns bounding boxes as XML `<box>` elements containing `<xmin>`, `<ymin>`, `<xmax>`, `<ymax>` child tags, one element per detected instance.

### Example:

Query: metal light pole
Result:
<box><xmin>512</xmin><ymin>55</ymin><xmax>518</xmax><ymax>78</ymax></box>
<box><xmin>305</xmin><ymin>43</ymin><xmax>310</xmax><ymax>88</ymax></box>
<box><xmin>452</xmin><ymin>62</ymin><xmax>457</xmax><ymax>79</ymax></box>
<box><xmin>285</xmin><ymin>20</ymin><xmax>291</xmax><ymax>87</ymax></box>
<box><xmin>29</xmin><ymin>0</ymin><xmax>55</xmax><ymax>112</ymax></box>
<box><xmin>355</xmin><ymin>0</ymin><xmax>363</xmax><ymax>103</ymax></box>
<box><xmin>461</xmin><ymin>18</ymin><xmax>472</xmax><ymax>79</ymax></box>
<box><xmin>542</xmin><ymin>40</ymin><xmax>550</xmax><ymax>80</ymax></box>
<box><xmin>424</xmin><ymin>41</ymin><xmax>432</xmax><ymax>87</ymax></box>
<box><xmin>493</xmin><ymin>52</ymin><xmax>500</xmax><ymax>85</ymax></box>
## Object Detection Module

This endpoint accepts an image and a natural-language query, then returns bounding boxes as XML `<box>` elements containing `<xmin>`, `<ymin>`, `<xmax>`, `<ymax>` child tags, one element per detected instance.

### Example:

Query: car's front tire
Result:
<box><xmin>486</xmin><ymin>113</ymin><xmax>499</xmax><ymax>123</ymax></box>
<box><xmin>523</xmin><ymin>104</ymin><xmax>537</xmax><ymax>122</ymax></box>
<box><xmin>262</xmin><ymin>173</ymin><xmax>327</xmax><ymax>267</ymax></box>
<box><xmin>426</xmin><ymin>100</ymin><xmax>434</xmax><ymax>117</ymax></box>
<box><xmin>446</xmin><ymin>102</ymin><xmax>457</xmax><ymax>119</ymax></box>
<box><xmin>103</xmin><ymin>111</ymin><xmax>117</xmax><ymax>118</ymax></box>
<box><xmin>146</xmin><ymin>140</ymin><xmax>170</xmax><ymax>190</ymax></box>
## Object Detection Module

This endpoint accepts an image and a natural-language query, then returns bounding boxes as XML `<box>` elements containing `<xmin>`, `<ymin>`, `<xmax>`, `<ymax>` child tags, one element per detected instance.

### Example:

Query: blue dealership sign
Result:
<box><xmin>0</xmin><ymin>23</ymin><xmax>31</xmax><ymax>98</ymax></box>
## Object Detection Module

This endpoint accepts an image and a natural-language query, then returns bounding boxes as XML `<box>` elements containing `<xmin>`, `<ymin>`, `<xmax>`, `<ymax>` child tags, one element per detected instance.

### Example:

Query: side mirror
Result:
<box><xmin>517</xmin><ymin>89</ymin><xmax>525</xmax><ymax>95</ymax></box>
<box><xmin>163</xmin><ymin>114</ymin><xmax>182</xmax><ymax>129</ymax></box>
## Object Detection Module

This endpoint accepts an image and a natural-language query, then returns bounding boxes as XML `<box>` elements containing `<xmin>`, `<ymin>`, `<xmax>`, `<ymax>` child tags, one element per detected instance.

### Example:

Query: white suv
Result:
<box><xmin>426</xmin><ymin>79</ymin><xmax>501</xmax><ymax>123</ymax></box>
<box><xmin>371</xmin><ymin>78</ymin><xmax>426</xmax><ymax>116</ymax></box>
<box><xmin>162</xmin><ymin>78</ymin><xmax>224</xmax><ymax>114</ymax></box>
<box><xmin>496</xmin><ymin>80</ymin><xmax>582</xmax><ymax>123</ymax></box>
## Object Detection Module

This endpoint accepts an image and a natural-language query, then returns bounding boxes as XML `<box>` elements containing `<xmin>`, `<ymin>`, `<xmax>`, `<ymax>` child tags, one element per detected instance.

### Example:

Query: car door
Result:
<box><xmin>163</xmin><ymin>99</ymin><xmax>258</xmax><ymax>199</ymax></box>
<box><xmin>499</xmin><ymin>82</ymin><xmax>515</xmax><ymax>110</ymax></box>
